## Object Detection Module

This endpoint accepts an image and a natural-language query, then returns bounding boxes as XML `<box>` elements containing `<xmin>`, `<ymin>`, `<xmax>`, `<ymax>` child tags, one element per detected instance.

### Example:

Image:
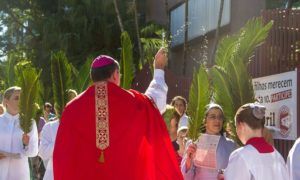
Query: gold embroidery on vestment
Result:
<box><xmin>95</xmin><ymin>82</ymin><xmax>109</xmax><ymax>163</ymax></box>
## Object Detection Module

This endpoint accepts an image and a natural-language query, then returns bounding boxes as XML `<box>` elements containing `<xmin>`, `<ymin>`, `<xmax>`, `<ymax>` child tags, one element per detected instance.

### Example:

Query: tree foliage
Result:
<box><xmin>120</xmin><ymin>31</ymin><xmax>134</xmax><ymax>89</ymax></box>
<box><xmin>0</xmin><ymin>0</ymin><xmax>147</xmax><ymax>95</ymax></box>
<box><xmin>188</xmin><ymin>18</ymin><xmax>273</xmax><ymax>143</ymax></box>
<box><xmin>51</xmin><ymin>51</ymin><xmax>72</xmax><ymax>118</ymax></box>
<box><xmin>73</xmin><ymin>56</ymin><xmax>93</xmax><ymax>93</ymax></box>
<box><xmin>140</xmin><ymin>23</ymin><xmax>166</xmax><ymax>71</ymax></box>
<box><xmin>187</xmin><ymin>65</ymin><xmax>211</xmax><ymax>141</ymax></box>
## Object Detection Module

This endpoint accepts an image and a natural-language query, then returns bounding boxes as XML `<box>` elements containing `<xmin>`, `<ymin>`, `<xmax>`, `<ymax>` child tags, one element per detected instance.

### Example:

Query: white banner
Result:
<box><xmin>252</xmin><ymin>70</ymin><xmax>298</xmax><ymax>140</ymax></box>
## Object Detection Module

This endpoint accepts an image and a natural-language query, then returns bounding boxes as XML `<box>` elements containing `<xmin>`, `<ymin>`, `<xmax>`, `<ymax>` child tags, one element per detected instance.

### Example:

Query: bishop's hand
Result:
<box><xmin>154</xmin><ymin>48</ymin><xmax>168</xmax><ymax>70</ymax></box>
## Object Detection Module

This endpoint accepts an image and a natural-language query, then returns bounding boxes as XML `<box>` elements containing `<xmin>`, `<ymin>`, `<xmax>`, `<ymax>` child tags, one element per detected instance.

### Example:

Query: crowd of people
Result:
<box><xmin>0</xmin><ymin>48</ymin><xmax>299</xmax><ymax>180</ymax></box>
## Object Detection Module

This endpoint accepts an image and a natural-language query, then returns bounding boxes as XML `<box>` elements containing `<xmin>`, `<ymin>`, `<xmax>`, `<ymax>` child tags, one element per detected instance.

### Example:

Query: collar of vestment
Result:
<box><xmin>3</xmin><ymin>111</ymin><xmax>19</xmax><ymax>122</ymax></box>
<box><xmin>3</xmin><ymin>112</ymin><xmax>19</xmax><ymax>119</ymax></box>
<box><xmin>246</xmin><ymin>137</ymin><xmax>274</xmax><ymax>153</ymax></box>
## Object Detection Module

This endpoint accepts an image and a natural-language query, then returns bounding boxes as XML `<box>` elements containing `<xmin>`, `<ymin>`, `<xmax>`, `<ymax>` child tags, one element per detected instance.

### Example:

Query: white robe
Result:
<box><xmin>0</xmin><ymin>112</ymin><xmax>39</xmax><ymax>180</ymax></box>
<box><xmin>39</xmin><ymin>120</ymin><xmax>59</xmax><ymax>180</ymax></box>
<box><xmin>225</xmin><ymin>144</ymin><xmax>288</xmax><ymax>180</ymax></box>
<box><xmin>178</xmin><ymin>113</ymin><xmax>189</xmax><ymax>128</ymax></box>
<box><xmin>145</xmin><ymin>69</ymin><xmax>168</xmax><ymax>114</ymax></box>
<box><xmin>287</xmin><ymin>138</ymin><xmax>300</xmax><ymax>180</ymax></box>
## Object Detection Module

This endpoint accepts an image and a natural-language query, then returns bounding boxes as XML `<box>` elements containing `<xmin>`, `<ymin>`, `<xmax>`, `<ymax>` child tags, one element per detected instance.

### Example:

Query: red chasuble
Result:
<box><xmin>53</xmin><ymin>82</ymin><xmax>183</xmax><ymax>180</ymax></box>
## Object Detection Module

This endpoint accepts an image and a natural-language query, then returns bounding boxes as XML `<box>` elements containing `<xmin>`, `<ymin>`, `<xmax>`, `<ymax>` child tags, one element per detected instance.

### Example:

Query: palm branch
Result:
<box><xmin>120</xmin><ymin>31</ymin><xmax>135</xmax><ymax>89</ymax></box>
<box><xmin>74</xmin><ymin>56</ymin><xmax>93</xmax><ymax>93</ymax></box>
<box><xmin>140</xmin><ymin>24</ymin><xmax>165</xmax><ymax>71</ymax></box>
<box><xmin>209</xmin><ymin>66</ymin><xmax>236</xmax><ymax>120</ymax></box>
<box><xmin>51</xmin><ymin>51</ymin><xmax>72</xmax><ymax>118</ymax></box>
<box><xmin>17</xmin><ymin>65</ymin><xmax>41</xmax><ymax>133</ymax></box>
<box><xmin>209</xmin><ymin>66</ymin><xmax>241</xmax><ymax>143</ymax></box>
<box><xmin>187</xmin><ymin>65</ymin><xmax>211</xmax><ymax>141</ymax></box>
<box><xmin>211</xmin><ymin>18</ymin><xmax>273</xmax><ymax>143</ymax></box>
<box><xmin>3</xmin><ymin>54</ymin><xmax>18</xmax><ymax>88</ymax></box>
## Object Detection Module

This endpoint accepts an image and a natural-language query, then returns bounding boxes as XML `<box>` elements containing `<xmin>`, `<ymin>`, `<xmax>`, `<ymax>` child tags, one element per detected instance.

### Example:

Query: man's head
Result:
<box><xmin>90</xmin><ymin>55</ymin><xmax>120</xmax><ymax>85</ymax></box>
<box><xmin>3</xmin><ymin>86</ymin><xmax>21</xmax><ymax>115</ymax></box>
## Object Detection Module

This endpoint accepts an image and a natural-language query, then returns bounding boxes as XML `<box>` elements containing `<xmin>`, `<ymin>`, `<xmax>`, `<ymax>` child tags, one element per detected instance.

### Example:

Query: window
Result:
<box><xmin>170</xmin><ymin>4</ymin><xmax>185</xmax><ymax>47</ymax></box>
<box><xmin>170</xmin><ymin>0</ymin><xmax>231</xmax><ymax>47</ymax></box>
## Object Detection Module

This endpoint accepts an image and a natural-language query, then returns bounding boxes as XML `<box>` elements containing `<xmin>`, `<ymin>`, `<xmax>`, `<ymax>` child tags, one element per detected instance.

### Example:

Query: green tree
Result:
<box><xmin>120</xmin><ymin>31</ymin><xmax>134</xmax><ymax>89</ymax></box>
<box><xmin>188</xmin><ymin>18</ymin><xmax>273</xmax><ymax>143</ymax></box>
<box><xmin>51</xmin><ymin>51</ymin><xmax>72</xmax><ymax>118</ymax></box>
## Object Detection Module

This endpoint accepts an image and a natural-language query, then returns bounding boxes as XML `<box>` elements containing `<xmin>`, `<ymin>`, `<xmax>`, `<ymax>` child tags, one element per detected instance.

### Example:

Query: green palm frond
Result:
<box><xmin>36</xmin><ymin>79</ymin><xmax>44</xmax><ymax>106</ymax></box>
<box><xmin>51</xmin><ymin>51</ymin><xmax>72</xmax><ymax>118</ymax></box>
<box><xmin>5</xmin><ymin>55</ymin><xmax>18</xmax><ymax>88</ymax></box>
<box><xmin>235</xmin><ymin>18</ymin><xmax>273</xmax><ymax>64</ymax></box>
<box><xmin>211</xmin><ymin>18</ymin><xmax>273</xmax><ymax>143</ymax></box>
<box><xmin>120</xmin><ymin>31</ymin><xmax>135</xmax><ymax>90</ymax></box>
<box><xmin>7</xmin><ymin>59</ymin><xmax>15</xmax><ymax>87</ymax></box>
<box><xmin>216</xmin><ymin>17</ymin><xmax>273</xmax><ymax>67</ymax></box>
<box><xmin>70</xmin><ymin>63</ymin><xmax>79</xmax><ymax>81</ymax></box>
<box><xmin>228</xmin><ymin>59</ymin><xmax>255</xmax><ymax>105</ymax></box>
<box><xmin>140</xmin><ymin>23</ymin><xmax>163</xmax><ymax>37</ymax></box>
<box><xmin>140</xmin><ymin>23</ymin><xmax>165</xmax><ymax>71</ymax></box>
<box><xmin>141</xmin><ymin>37</ymin><xmax>163</xmax><ymax>69</ymax></box>
<box><xmin>17</xmin><ymin>65</ymin><xmax>41</xmax><ymax>133</ymax></box>
<box><xmin>188</xmin><ymin>65</ymin><xmax>211</xmax><ymax>141</ymax></box>
<box><xmin>162</xmin><ymin>105</ymin><xmax>177</xmax><ymax>131</ymax></box>
<box><xmin>74</xmin><ymin>56</ymin><xmax>93</xmax><ymax>93</ymax></box>
<box><xmin>215</xmin><ymin>35</ymin><xmax>239</xmax><ymax>67</ymax></box>
<box><xmin>209</xmin><ymin>66</ymin><xmax>235</xmax><ymax>121</ymax></box>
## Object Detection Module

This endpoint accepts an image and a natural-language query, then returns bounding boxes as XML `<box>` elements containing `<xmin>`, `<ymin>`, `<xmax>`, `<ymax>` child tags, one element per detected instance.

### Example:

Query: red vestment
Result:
<box><xmin>53</xmin><ymin>82</ymin><xmax>183</xmax><ymax>180</ymax></box>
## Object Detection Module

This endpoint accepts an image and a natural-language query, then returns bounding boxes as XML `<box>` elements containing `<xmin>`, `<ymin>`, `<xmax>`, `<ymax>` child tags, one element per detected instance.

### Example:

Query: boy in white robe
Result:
<box><xmin>225</xmin><ymin>103</ymin><xmax>288</xmax><ymax>180</ymax></box>
<box><xmin>0</xmin><ymin>86</ymin><xmax>39</xmax><ymax>180</ymax></box>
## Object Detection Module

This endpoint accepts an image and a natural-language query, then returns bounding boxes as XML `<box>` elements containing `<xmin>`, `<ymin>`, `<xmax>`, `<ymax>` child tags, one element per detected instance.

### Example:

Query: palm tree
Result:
<box><xmin>140</xmin><ymin>23</ymin><xmax>166</xmax><ymax>71</ymax></box>
<box><xmin>120</xmin><ymin>31</ymin><xmax>134</xmax><ymax>89</ymax></box>
<box><xmin>210</xmin><ymin>18</ymin><xmax>273</xmax><ymax>142</ymax></box>
<box><xmin>188</xmin><ymin>18</ymin><xmax>273</xmax><ymax>143</ymax></box>
<box><xmin>73</xmin><ymin>56</ymin><xmax>93</xmax><ymax>93</ymax></box>
<box><xmin>50</xmin><ymin>51</ymin><xmax>72</xmax><ymax>118</ymax></box>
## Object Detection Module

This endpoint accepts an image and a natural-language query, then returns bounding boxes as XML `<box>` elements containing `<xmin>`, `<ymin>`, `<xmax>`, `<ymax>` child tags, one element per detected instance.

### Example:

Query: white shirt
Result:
<box><xmin>145</xmin><ymin>69</ymin><xmax>168</xmax><ymax>114</ymax></box>
<box><xmin>225</xmin><ymin>145</ymin><xmax>288</xmax><ymax>180</ymax></box>
<box><xmin>39</xmin><ymin>120</ymin><xmax>60</xmax><ymax>180</ymax></box>
<box><xmin>0</xmin><ymin>112</ymin><xmax>38</xmax><ymax>180</ymax></box>
<box><xmin>287</xmin><ymin>138</ymin><xmax>300</xmax><ymax>180</ymax></box>
<box><xmin>179</xmin><ymin>113</ymin><xmax>189</xmax><ymax>128</ymax></box>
